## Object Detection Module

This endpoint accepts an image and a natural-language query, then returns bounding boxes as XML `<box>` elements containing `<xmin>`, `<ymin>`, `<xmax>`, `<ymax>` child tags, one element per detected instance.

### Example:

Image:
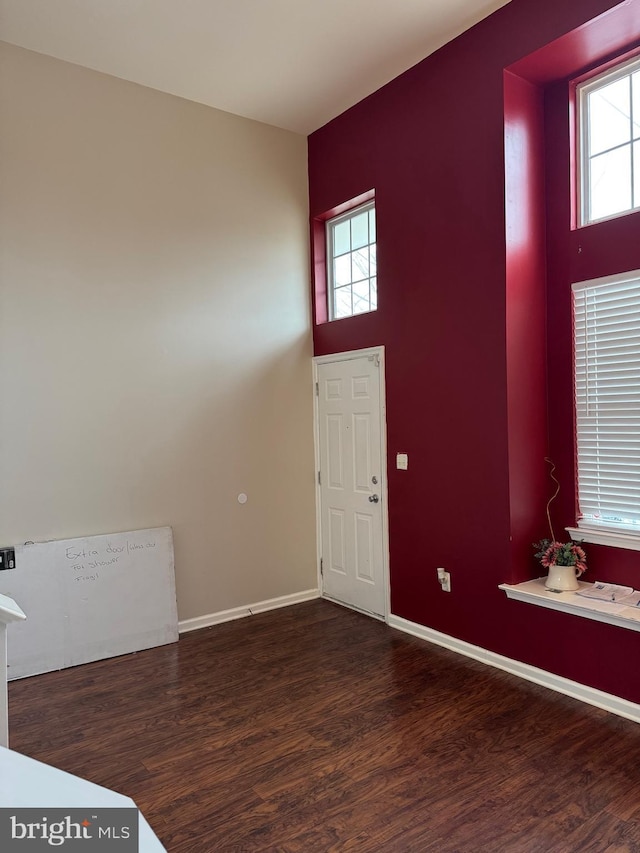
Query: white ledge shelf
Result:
<box><xmin>499</xmin><ymin>578</ymin><xmax>640</xmax><ymax>633</ymax></box>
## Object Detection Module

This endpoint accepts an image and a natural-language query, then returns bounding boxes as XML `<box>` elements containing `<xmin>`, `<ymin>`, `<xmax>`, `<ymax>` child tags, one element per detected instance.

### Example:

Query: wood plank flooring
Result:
<box><xmin>8</xmin><ymin>599</ymin><xmax>640</xmax><ymax>852</ymax></box>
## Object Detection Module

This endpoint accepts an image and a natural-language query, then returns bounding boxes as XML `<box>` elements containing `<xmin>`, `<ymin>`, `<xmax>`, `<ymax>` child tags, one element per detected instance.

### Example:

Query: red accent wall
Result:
<box><xmin>309</xmin><ymin>0</ymin><xmax>640</xmax><ymax>704</ymax></box>
<box><xmin>504</xmin><ymin>70</ymin><xmax>548</xmax><ymax>585</ymax></box>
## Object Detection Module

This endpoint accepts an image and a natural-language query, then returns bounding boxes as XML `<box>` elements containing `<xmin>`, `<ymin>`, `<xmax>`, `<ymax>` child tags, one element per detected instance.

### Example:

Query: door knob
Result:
<box><xmin>369</xmin><ymin>494</ymin><xmax>379</xmax><ymax>503</ymax></box>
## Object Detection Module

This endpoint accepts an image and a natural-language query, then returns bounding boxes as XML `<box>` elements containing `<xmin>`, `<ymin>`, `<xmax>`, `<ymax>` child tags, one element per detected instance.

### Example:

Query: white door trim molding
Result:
<box><xmin>313</xmin><ymin>346</ymin><xmax>390</xmax><ymax>622</ymax></box>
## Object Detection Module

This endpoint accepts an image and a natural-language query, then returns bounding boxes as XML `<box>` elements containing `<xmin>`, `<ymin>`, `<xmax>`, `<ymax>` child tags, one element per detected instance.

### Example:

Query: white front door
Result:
<box><xmin>315</xmin><ymin>350</ymin><xmax>387</xmax><ymax>618</ymax></box>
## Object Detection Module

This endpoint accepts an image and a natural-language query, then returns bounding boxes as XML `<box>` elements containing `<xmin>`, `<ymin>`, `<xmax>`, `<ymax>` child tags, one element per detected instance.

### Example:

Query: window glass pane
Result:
<box><xmin>588</xmin><ymin>77</ymin><xmax>631</xmax><ymax>156</ymax></box>
<box><xmin>352</xmin><ymin>280</ymin><xmax>371</xmax><ymax>314</ymax></box>
<box><xmin>370</xmin><ymin>244</ymin><xmax>377</xmax><ymax>277</ymax></box>
<box><xmin>351</xmin><ymin>212</ymin><xmax>369</xmax><ymax>250</ymax></box>
<box><xmin>370</xmin><ymin>277</ymin><xmax>378</xmax><ymax>309</ymax></box>
<box><xmin>590</xmin><ymin>145</ymin><xmax>632</xmax><ymax>221</ymax></box>
<box><xmin>351</xmin><ymin>248</ymin><xmax>369</xmax><ymax>282</ymax></box>
<box><xmin>333</xmin><ymin>220</ymin><xmax>350</xmax><ymax>257</ymax></box>
<box><xmin>334</xmin><ymin>254</ymin><xmax>351</xmax><ymax>286</ymax></box>
<box><xmin>369</xmin><ymin>209</ymin><xmax>376</xmax><ymax>243</ymax></box>
<box><xmin>635</xmin><ymin>141</ymin><xmax>640</xmax><ymax>209</ymax></box>
<box><xmin>633</xmin><ymin>71</ymin><xmax>640</xmax><ymax>139</ymax></box>
<box><xmin>334</xmin><ymin>286</ymin><xmax>352</xmax><ymax>319</ymax></box>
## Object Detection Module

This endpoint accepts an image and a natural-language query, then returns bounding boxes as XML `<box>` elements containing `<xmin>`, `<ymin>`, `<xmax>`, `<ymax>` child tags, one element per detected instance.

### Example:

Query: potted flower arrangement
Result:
<box><xmin>533</xmin><ymin>539</ymin><xmax>587</xmax><ymax>592</ymax></box>
<box><xmin>533</xmin><ymin>459</ymin><xmax>587</xmax><ymax>592</ymax></box>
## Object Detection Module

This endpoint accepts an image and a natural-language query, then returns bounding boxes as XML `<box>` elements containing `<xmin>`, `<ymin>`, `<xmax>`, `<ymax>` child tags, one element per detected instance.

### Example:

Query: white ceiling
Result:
<box><xmin>0</xmin><ymin>0</ymin><xmax>511</xmax><ymax>135</ymax></box>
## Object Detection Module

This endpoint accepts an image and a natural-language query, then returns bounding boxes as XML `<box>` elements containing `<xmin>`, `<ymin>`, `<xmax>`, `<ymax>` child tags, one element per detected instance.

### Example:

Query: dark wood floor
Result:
<box><xmin>8</xmin><ymin>599</ymin><xmax>640</xmax><ymax>852</ymax></box>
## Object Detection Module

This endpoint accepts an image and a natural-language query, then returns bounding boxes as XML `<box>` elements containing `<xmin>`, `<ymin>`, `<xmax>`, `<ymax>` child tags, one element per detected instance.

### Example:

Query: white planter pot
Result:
<box><xmin>545</xmin><ymin>564</ymin><xmax>580</xmax><ymax>592</ymax></box>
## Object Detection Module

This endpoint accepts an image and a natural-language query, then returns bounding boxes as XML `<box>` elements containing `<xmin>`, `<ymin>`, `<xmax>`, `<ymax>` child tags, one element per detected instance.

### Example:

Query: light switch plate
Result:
<box><xmin>396</xmin><ymin>453</ymin><xmax>408</xmax><ymax>470</ymax></box>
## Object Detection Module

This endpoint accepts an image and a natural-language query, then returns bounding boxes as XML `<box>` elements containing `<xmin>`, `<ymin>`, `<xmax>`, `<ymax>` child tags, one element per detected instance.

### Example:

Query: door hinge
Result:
<box><xmin>320</xmin><ymin>557</ymin><xmax>323</xmax><ymax>576</ymax></box>
<box><xmin>315</xmin><ymin>381</ymin><xmax>319</xmax><ymax>396</ymax></box>
<box><xmin>317</xmin><ymin>470</ymin><xmax>321</xmax><ymax>485</ymax></box>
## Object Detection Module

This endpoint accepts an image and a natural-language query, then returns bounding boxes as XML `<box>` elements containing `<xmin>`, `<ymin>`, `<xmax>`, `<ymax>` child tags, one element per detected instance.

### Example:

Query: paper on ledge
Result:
<box><xmin>576</xmin><ymin>582</ymin><xmax>636</xmax><ymax>603</ymax></box>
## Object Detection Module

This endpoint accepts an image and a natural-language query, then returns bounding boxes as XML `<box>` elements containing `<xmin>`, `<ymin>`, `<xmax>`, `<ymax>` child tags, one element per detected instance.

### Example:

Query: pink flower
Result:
<box><xmin>573</xmin><ymin>545</ymin><xmax>587</xmax><ymax>575</ymax></box>
<box><xmin>541</xmin><ymin>542</ymin><xmax>562</xmax><ymax>567</ymax></box>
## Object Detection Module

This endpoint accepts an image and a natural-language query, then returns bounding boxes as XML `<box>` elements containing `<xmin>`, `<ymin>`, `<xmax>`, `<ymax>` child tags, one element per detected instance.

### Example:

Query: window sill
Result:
<box><xmin>499</xmin><ymin>578</ymin><xmax>640</xmax><ymax>633</ymax></box>
<box><xmin>567</xmin><ymin>526</ymin><xmax>640</xmax><ymax>552</ymax></box>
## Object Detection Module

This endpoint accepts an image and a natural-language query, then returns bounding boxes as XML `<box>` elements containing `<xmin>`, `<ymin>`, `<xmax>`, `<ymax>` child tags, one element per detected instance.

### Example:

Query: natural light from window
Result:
<box><xmin>327</xmin><ymin>203</ymin><xmax>377</xmax><ymax>321</ymax></box>
<box><xmin>579</xmin><ymin>56</ymin><xmax>640</xmax><ymax>225</ymax></box>
<box><xmin>572</xmin><ymin>270</ymin><xmax>640</xmax><ymax>544</ymax></box>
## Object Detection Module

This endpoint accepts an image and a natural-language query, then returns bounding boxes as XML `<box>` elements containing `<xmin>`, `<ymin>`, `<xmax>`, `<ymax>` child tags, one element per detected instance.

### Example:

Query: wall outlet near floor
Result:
<box><xmin>437</xmin><ymin>567</ymin><xmax>451</xmax><ymax>593</ymax></box>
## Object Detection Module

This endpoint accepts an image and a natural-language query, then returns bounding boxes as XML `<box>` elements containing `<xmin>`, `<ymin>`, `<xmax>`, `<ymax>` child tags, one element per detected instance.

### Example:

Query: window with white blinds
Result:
<box><xmin>573</xmin><ymin>270</ymin><xmax>640</xmax><ymax>534</ymax></box>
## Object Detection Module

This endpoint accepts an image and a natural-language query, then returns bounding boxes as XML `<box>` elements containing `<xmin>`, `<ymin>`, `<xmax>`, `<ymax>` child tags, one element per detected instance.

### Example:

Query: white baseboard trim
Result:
<box><xmin>178</xmin><ymin>589</ymin><xmax>320</xmax><ymax>634</ymax></box>
<box><xmin>388</xmin><ymin>613</ymin><xmax>640</xmax><ymax>725</ymax></box>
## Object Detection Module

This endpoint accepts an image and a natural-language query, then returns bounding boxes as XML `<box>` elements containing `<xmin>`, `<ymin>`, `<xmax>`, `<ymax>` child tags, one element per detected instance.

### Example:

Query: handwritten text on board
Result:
<box><xmin>66</xmin><ymin>540</ymin><xmax>157</xmax><ymax>583</ymax></box>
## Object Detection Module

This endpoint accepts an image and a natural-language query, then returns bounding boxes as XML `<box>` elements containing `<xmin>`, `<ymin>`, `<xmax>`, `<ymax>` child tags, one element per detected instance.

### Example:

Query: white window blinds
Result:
<box><xmin>573</xmin><ymin>270</ymin><xmax>640</xmax><ymax>531</ymax></box>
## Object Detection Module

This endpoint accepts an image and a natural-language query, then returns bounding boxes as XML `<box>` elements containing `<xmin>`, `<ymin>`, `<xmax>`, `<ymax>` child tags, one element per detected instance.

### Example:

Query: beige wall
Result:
<box><xmin>0</xmin><ymin>42</ymin><xmax>317</xmax><ymax>620</ymax></box>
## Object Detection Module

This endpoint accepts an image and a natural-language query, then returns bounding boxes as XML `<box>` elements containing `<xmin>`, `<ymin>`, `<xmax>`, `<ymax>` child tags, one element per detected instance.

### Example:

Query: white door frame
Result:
<box><xmin>313</xmin><ymin>345</ymin><xmax>390</xmax><ymax>622</ymax></box>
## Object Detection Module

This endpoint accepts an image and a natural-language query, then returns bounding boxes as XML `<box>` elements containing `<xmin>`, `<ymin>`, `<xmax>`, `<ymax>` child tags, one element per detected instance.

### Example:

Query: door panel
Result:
<box><xmin>328</xmin><ymin>509</ymin><xmax>346</xmax><ymax>574</ymax></box>
<box><xmin>354</xmin><ymin>512</ymin><xmax>374</xmax><ymax>583</ymax></box>
<box><xmin>317</xmin><ymin>354</ymin><xmax>386</xmax><ymax>617</ymax></box>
